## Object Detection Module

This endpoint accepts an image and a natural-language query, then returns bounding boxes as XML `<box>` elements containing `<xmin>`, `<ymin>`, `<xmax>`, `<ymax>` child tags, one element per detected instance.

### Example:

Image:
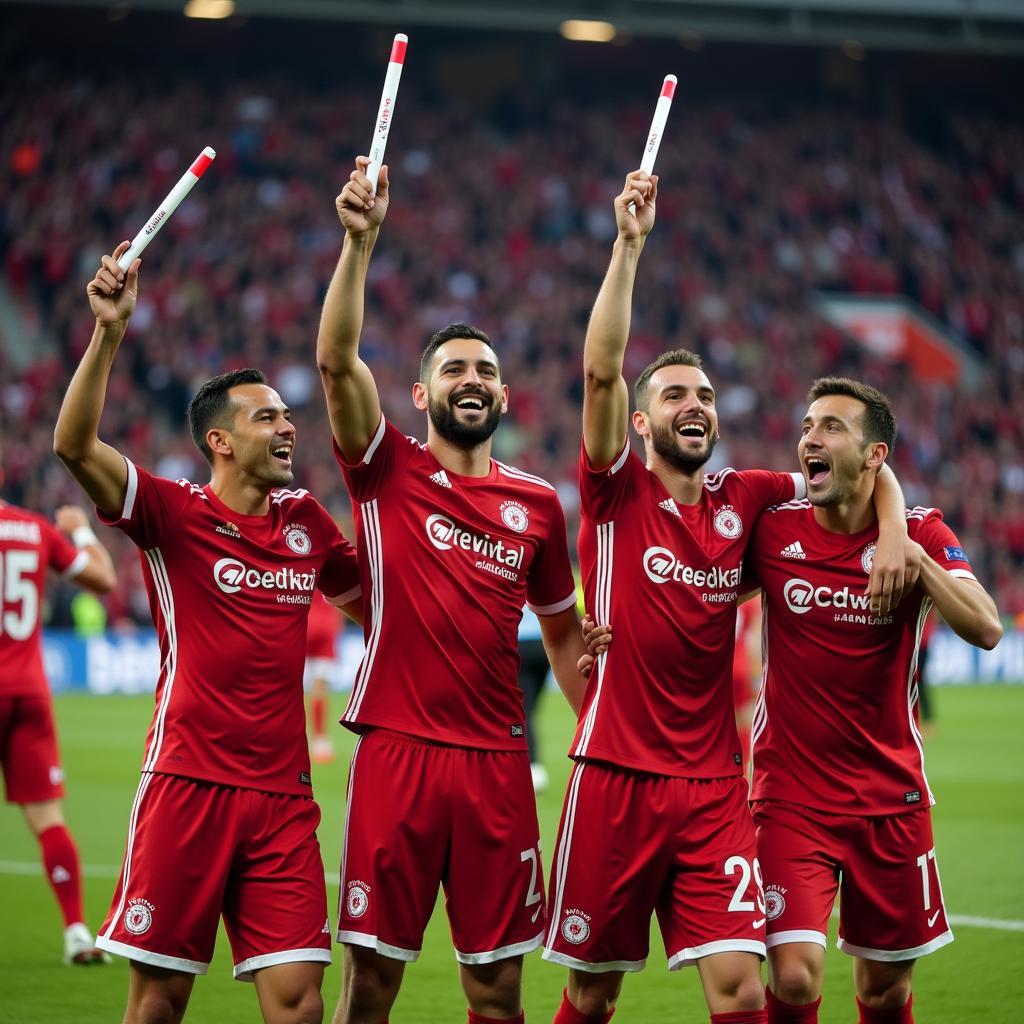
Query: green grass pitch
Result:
<box><xmin>1</xmin><ymin>687</ymin><xmax>1022</xmax><ymax>1022</ymax></box>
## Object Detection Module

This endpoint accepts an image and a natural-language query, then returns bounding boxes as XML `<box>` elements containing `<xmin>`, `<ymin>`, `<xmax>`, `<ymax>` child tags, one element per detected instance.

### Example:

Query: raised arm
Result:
<box><xmin>53</xmin><ymin>242</ymin><xmax>138</xmax><ymax>519</ymax></box>
<box><xmin>54</xmin><ymin>505</ymin><xmax>116</xmax><ymax>594</ymax></box>
<box><xmin>917</xmin><ymin>556</ymin><xmax>1002</xmax><ymax>650</ymax></box>
<box><xmin>583</xmin><ymin>170</ymin><xmax>658</xmax><ymax>469</ymax></box>
<box><xmin>316</xmin><ymin>156</ymin><xmax>390</xmax><ymax>463</ymax></box>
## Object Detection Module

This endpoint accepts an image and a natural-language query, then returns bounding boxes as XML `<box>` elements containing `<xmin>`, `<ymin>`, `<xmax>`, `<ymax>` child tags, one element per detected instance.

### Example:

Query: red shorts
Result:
<box><xmin>337</xmin><ymin>729</ymin><xmax>545</xmax><ymax>964</ymax></box>
<box><xmin>543</xmin><ymin>761</ymin><xmax>766</xmax><ymax>973</ymax></box>
<box><xmin>753</xmin><ymin>800</ymin><xmax>953</xmax><ymax>961</ymax></box>
<box><xmin>0</xmin><ymin>696</ymin><xmax>64</xmax><ymax>804</ymax></box>
<box><xmin>97</xmin><ymin>772</ymin><xmax>331</xmax><ymax>980</ymax></box>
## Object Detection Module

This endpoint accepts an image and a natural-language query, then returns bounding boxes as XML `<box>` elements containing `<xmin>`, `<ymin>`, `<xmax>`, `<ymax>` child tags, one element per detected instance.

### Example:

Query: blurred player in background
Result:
<box><xmin>746</xmin><ymin>378</ymin><xmax>1003</xmax><ymax>1024</ymax></box>
<box><xmin>319</xmin><ymin>156</ymin><xmax>588</xmax><ymax>1024</ymax></box>
<box><xmin>0</xmin><ymin>495</ymin><xmax>115</xmax><ymax>964</ymax></box>
<box><xmin>306</xmin><ymin>589</ymin><xmax>343</xmax><ymax>764</ymax></box>
<box><xmin>544</xmin><ymin>171</ymin><xmax>911</xmax><ymax>1024</ymax></box>
<box><xmin>54</xmin><ymin>242</ymin><xmax>362</xmax><ymax>1024</ymax></box>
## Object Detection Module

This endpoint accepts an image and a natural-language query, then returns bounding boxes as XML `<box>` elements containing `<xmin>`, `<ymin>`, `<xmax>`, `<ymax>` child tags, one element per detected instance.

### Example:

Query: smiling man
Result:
<box><xmin>745</xmin><ymin>378</ymin><xmax>1002</xmax><ymax>1024</ymax></box>
<box><xmin>542</xmin><ymin>172</ymin><xmax>913</xmax><ymax>1024</ymax></box>
<box><xmin>53</xmin><ymin>242</ymin><xmax>362</xmax><ymax>1024</ymax></box>
<box><xmin>317</xmin><ymin>157</ymin><xmax>588</xmax><ymax>1024</ymax></box>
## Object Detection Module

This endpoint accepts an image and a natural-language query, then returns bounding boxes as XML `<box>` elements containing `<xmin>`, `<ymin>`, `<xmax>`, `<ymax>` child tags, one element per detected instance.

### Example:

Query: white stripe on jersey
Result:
<box><xmin>768</xmin><ymin>499</ymin><xmax>812</xmax><ymax>514</ymax></box>
<box><xmin>345</xmin><ymin>500</ymin><xmax>383</xmax><ymax>722</ymax></box>
<box><xmin>703</xmin><ymin>467</ymin><xmax>736</xmax><ymax>492</ymax></box>
<box><xmin>608</xmin><ymin>442</ymin><xmax>631</xmax><ymax>476</ymax></box>
<box><xmin>61</xmin><ymin>550</ymin><xmax>90</xmax><ymax>581</ymax></box>
<box><xmin>142</xmin><ymin>549</ymin><xmax>178</xmax><ymax>772</ymax></box>
<box><xmin>496</xmin><ymin>461</ymin><xmax>555</xmax><ymax>491</ymax></box>
<box><xmin>790</xmin><ymin>472</ymin><xmax>807</xmax><ymax>500</ymax></box>
<box><xmin>574</xmin><ymin>522</ymin><xmax>613</xmax><ymax>757</ymax></box>
<box><xmin>750</xmin><ymin>603</ymin><xmax>770</xmax><ymax>756</ymax></box>
<box><xmin>363</xmin><ymin>416</ymin><xmax>387</xmax><ymax>465</ymax></box>
<box><xmin>907</xmin><ymin>598</ymin><xmax>935</xmax><ymax>806</ymax></box>
<box><xmin>102</xmin><ymin>771</ymin><xmax>154</xmax><ymax>940</ymax></box>
<box><xmin>122</xmin><ymin>458</ymin><xmax>139</xmax><ymax>521</ymax></box>
<box><xmin>545</xmin><ymin>760</ymin><xmax>587</xmax><ymax>949</ymax></box>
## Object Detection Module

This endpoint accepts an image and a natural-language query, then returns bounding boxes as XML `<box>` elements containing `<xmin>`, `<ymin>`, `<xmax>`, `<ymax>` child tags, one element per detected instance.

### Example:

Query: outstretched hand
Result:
<box><xmin>336</xmin><ymin>156</ymin><xmax>390</xmax><ymax>236</ymax></box>
<box><xmin>614</xmin><ymin>169</ymin><xmax>658</xmax><ymax>242</ymax></box>
<box><xmin>87</xmin><ymin>241</ymin><xmax>139</xmax><ymax>328</ymax></box>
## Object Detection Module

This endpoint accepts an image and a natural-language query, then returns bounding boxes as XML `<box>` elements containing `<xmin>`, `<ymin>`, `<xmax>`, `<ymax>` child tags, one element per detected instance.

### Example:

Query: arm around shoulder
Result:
<box><xmin>918</xmin><ymin>553</ymin><xmax>1003</xmax><ymax>651</ymax></box>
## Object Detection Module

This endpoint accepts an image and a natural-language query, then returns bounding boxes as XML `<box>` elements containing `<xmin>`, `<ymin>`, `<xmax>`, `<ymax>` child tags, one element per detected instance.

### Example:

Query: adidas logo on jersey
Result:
<box><xmin>780</xmin><ymin>541</ymin><xmax>806</xmax><ymax>559</ymax></box>
<box><xmin>658</xmin><ymin>497</ymin><xmax>681</xmax><ymax>518</ymax></box>
<box><xmin>429</xmin><ymin>470</ymin><xmax>452</xmax><ymax>489</ymax></box>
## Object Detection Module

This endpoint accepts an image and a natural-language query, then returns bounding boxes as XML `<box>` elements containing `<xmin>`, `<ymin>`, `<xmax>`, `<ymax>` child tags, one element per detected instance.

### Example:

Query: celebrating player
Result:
<box><xmin>543</xmin><ymin>171</ymin><xmax>912</xmax><ymax>1024</ymax></box>
<box><xmin>53</xmin><ymin>241</ymin><xmax>362</xmax><ymax>1024</ymax></box>
<box><xmin>745</xmin><ymin>378</ymin><xmax>1002</xmax><ymax>1024</ymax></box>
<box><xmin>0</xmin><ymin>498</ymin><xmax>115</xmax><ymax>964</ymax></box>
<box><xmin>318</xmin><ymin>157</ymin><xmax>588</xmax><ymax>1024</ymax></box>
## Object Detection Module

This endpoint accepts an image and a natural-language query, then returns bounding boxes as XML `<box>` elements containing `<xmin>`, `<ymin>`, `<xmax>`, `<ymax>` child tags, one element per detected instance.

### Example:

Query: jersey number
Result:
<box><xmin>0</xmin><ymin>550</ymin><xmax>39</xmax><ymax>640</ymax></box>
<box><xmin>521</xmin><ymin>844</ymin><xmax>543</xmax><ymax>924</ymax></box>
<box><xmin>916</xmin><ymin>848</ymin><xmax>937</xmax><ymax>910</ymax></box>
<box><xmin>725</xmin><ymin>855</ymin><xmax>766</xmax><ymax>916</ymax></box>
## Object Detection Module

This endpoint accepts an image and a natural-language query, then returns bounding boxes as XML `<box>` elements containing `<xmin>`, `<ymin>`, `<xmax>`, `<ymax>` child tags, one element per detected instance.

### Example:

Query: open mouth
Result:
<box><xmin>271</xmin><ymin>444</ymin><xmax>293</xmax><ymax>464</ymax></box>
<box><xmin>804</xmin><ymin>455</ymin><xmax>831</xmax><ymax>486</ymax></box>
<box><xmin>676</xmin><ymin>419</ymin><xmax>707</xmax><ymax>440</ymax></box>
<box><xmin>454</xmin><ymin>394</ymin><xmax>487</xmax><ymax>412</ymax></box>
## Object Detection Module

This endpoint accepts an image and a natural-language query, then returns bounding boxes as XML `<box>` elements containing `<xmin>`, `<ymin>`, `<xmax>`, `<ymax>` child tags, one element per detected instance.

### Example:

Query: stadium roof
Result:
<box><xmin>19</xmin><ymin>0</ymin><xmax>1024</xmax><ymax>55</ymax></box>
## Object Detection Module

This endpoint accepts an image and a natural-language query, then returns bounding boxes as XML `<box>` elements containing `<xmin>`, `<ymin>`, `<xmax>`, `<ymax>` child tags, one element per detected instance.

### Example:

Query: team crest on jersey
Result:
<box><xmin>561</xmin><ymin>909</ymin><xmax>592</xmax><ymax>945</ymax></box>
<box><xmin>861</xmin><ymin>542</ymin><xmax>876</xmax><ymax>575</ymax></box>
<box><xmin>765</xmin><ymin>886</ymin><xmax>786</xmax><ymax>921</ymax></box>
<box><xmin>345</xmin><ymin>881</ymin><xmax>371</xmax><ymax>919</ymax></box>
<box><xmin>284</xmin><ymin>524</ymin><xmax>311</xmax><ymax>555</ymax></box>
<box><xmin>713</xmin><ymin>505</ymin><xmax>743</xmax><ymax>539</ymax></box>
<box><xmin>124</xmin><ymin>898</ymin><xmax>155</xmax><ymax>935</ymax></box>
<box><xmin>499</xmin><ymin>500</ymin><xmax>530</xmax><ymax>534</ymax></box>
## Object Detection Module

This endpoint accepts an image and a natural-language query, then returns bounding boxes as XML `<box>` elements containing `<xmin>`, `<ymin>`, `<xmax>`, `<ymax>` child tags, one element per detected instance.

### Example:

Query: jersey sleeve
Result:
<box><xmin>95</xmin><ymin>458</ymin><xmax>191</xmax><ymax>550</ymax></box>
<box><xmin>578</xmin><ymin>438</ymin><xmax>642</xmax><ymax>524</ymax></box>
<box><xmin>734</xmin><ymin>469</ymin><xmax>804</xmax><ymax>511</ymax></box>
<box><xmin>526</xmin><ymin>492</ymin><xmax>578</xmax><ymax>616</ymax></box>
<box><xmin>333</xmin><ymin>416</ymin><xmax>417</xmax><ymax>503</ymax></box>
<box><xmin>41</xmin><ymin>518</ymin><xmax>87</xmax><ymax>578</ymax></box>
<box><xmin>316</xmin><ymin>514</ymin><xmax>362</xmax><ymax>607</ymax></box>
<box><xmin>911</xmin><ymin>509</ymin><xmax>977</xmax><ymax>582</ymax></box>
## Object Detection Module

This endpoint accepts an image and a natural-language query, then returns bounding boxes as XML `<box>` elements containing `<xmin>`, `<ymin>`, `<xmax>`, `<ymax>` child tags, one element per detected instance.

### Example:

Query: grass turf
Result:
<box><xmin>1</xmin><ymin>686</ymin><xmax>1022</xmax><ymax>1022</ymax></box>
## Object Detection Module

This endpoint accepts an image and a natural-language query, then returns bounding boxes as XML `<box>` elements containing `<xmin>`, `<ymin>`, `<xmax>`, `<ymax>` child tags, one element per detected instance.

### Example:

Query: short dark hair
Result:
<box><xmin>187</xmin><ymin>368</ymin><xmax>267</xmax><ymax>463</ymax></box>
<box><xmin>419</xmin><ymin>323</ymin><xmax>496</xmax><ymax>381</ymax></box>
<box><xmin>633</xmin><ymin>349</ymin><xmax>704</xmax><ymax>412</ymax></box>
<box><xmin>807</xmin><ymin>376</ymin><xmax>897</xmax><ymax>450</ymax></box>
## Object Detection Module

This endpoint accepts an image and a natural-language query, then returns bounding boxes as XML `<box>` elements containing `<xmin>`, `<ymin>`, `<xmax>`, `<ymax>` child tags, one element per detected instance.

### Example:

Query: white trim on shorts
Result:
<box><xmin>541</xmin><ymin>948</ymin><xmax>646</xmax><ymax>974</ymax></box>
<box><xmin>767</xmin><ymin>929</ymin><xmax>828</xmax><ymax>950</ymax></box>
<box><xmin>455</xmin><ymin>932</ymin><xmax>543</xmax><ymax>965</ymax></box>
<box><xmin>233</xmin><ymin>947</ymin><xmax>333</xmax><ymax>983</ymax></box>
<box><xmin>838</xmin><ymin>929</ymin><xmax>953</xmax><ymax>962</ymax></box>
<box><xmin>95</xmin><ymin>936</ymin><xmax>208</xmax><ymax>975</ymax></box>
<box><xmin>337</xmin><ymin>930</ymin><xmax>420</xmax><ymax>963</ymax></box>
<box><xmin>667</xmin><ymin>938</ymin><xmax>766</xmax><ymax>971</ymax></box>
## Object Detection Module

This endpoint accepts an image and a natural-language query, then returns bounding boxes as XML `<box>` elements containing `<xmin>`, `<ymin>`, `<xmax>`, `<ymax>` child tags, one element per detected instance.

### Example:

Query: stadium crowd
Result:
<box><xmin>2</xmin><ymin>60</ymin><xmax>1023</xmax><ymax>621</ymax></box>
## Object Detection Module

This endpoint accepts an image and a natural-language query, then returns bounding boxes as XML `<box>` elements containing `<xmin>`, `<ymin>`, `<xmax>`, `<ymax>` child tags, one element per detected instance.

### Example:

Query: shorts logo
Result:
<box><xmin>499</xmin><ymin>500</ymin><xmax>530</xmax><ymax>533</ymax></box>
<box><xmin>345</xmin><ymin>881</ymin><xmax>370</xmax><ymax>919</ymax></box>
<box><xmin>561</xmin><ymin>910</ymin><xmax>591</xmax><ymax>945</ymax></box>
<box><xmin>713</xmin><ymin>505</ymin><xmax>743</xmax><ymax>540</ymax></box>
<box><xmin>124</xmin><ymin>898</ymin><xmax>155</xmax><ymax>935</ymax></box>
<box><xmin>861</xmin><ymin>542</ymin><xmax>876</xmax><ymax>575</ymax></box>
<box><xmin>765</xmin><ymin>886</ymin><xmax>786</xmax><ymax>921</ymax></box>
<box><xmin>49</xmin><ymin>765</ymin><xmax>64</xmax><ymax>786</ymax></box>
<box><xmin>284</xmin><ymin>525</ymin><xmax>311</xmax><ymax>555</ymax></box>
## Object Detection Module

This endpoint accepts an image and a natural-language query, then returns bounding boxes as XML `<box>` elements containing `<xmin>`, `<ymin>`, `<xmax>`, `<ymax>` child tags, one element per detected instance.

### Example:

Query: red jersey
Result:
<box><xmin>574</xmin><ymin>442</ymin><xmax>802</xmax><ymax>778</ymax></box>
<box><xmin>0</xmin><ymin>501</ymin><xmax>88</xmax><ymax>698</ymax></box>
<box><xmin>306</xmin><ymin>589</ymin><xmax>342</xmax><ymax>658</ymax></box>
<box><xmin>748</xmin><ymin>502</ymin><xmax>976</xmax><ymax>816</ymax></box>
<box><xmin>335</xmin><ymin>417</ymin><xmax>577</xmax><ymax>750</ymax></box>
<box><xmin>99</xmin><ymin>459</ymin><xmax>361</xmax><ymax>795</ymax></box>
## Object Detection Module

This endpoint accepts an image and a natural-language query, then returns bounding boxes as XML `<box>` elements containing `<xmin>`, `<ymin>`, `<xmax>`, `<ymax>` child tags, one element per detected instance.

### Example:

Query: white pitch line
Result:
<box><xmin>1</xmin><ymin>860</ymin><xmax>1022</xmax><ymax>933</ymax></box>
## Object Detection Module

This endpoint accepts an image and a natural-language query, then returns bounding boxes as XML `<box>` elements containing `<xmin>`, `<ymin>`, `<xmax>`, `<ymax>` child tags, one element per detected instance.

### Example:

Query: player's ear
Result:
<box><xmin>500</xmin><ymin>383</ymin><xmax>509</xmax><ymax>414</ymax></box>
<box><xmin>412</xmin><ymin>381</ymin><xmax>428</xmax><ymax>411</ymax></box>
<box><xmin>207</xmin><ymin>428</ymin><xmax>233</xmax><ymax>458</ymax></box>
<box><xmin>865</xmin><ymin>441</ymin><xmax>888</xmax><ymax>472</ymax></box>
<box><xmin>631</xmin><ymin>408</ymin><xmax>650</xmax><ymax>438</ymax></box>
